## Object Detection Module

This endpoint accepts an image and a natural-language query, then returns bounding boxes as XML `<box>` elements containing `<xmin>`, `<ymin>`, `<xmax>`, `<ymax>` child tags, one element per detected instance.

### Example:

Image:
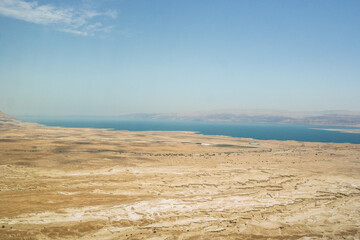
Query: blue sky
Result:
<box><xmin>1</xmin><ymin>0</ymin><xmax>360</xmax><ymax>116</ymax></box>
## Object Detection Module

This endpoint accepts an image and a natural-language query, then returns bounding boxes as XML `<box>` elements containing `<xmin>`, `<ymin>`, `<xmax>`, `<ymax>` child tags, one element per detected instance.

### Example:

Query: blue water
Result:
<box><xmin>19</xmin><ymin>118</ymin><xmax>360</xmax><ymax>144</ymax></box>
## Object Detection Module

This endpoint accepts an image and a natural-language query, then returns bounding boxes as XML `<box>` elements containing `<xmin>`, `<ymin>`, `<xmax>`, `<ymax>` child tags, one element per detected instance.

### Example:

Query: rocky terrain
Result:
<box><xmin>0</xmin><ymin>112</ymin><xmax>360</xmax><ymax>239</ymax></box>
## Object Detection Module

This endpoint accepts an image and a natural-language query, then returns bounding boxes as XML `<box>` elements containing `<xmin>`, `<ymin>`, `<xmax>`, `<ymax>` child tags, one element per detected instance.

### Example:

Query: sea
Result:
<box><xmin>19</xmin><ymin>117</ymin><xmax>360</xmax><ymax>144</ymax></box>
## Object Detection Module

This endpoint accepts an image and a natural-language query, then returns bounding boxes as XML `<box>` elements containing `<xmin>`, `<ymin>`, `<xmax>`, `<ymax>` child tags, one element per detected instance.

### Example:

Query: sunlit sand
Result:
<box><xmin>1</xmin><ymin>120</ymin><xmax>360</xmax><ymax>239</ymax></box>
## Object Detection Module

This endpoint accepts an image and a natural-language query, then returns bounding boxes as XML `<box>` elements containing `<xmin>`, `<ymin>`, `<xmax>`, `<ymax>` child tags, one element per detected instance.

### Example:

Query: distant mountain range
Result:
<box><xmin>117</xmin><ymin>110</ymin><xmax>360</xmax><ymax>127</ymax></box>
<box><xmin>5</xmin><ymin>110</ymin><xmax>360</xmax><ymax>127</ymax></box>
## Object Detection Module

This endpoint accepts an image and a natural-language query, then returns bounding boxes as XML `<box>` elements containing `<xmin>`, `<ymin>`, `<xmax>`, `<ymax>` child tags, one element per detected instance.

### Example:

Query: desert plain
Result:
<box><xmin>0</xmin><ymin>118</ymin><xmax>360</xmax><ymax>239</ymax></box>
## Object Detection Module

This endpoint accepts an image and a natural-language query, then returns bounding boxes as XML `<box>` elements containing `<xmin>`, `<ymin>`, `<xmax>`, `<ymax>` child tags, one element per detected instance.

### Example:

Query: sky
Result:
<box><xmin>0</xmin><ymin>0</ymin><xmax>360</xmax><ymax>116</ymax></box>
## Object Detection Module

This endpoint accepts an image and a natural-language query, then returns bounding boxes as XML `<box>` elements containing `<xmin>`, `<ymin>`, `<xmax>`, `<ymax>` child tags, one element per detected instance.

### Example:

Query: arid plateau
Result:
<box><xmin>0</xmin><ymin>116</ymin><xmax>360</xmax><ymax>239</ymax></box>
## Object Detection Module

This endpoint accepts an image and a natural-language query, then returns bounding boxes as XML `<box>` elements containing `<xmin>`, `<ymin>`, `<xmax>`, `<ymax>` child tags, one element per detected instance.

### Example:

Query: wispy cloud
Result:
<box><xmin>0</xmin><ymin>0</ymin><xmax>116</xmax><ymax>36</ymax></box>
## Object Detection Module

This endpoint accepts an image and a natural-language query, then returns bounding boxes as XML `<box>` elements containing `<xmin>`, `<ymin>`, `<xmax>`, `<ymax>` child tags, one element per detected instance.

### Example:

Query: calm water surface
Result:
<box><xmin>19</xmin><ymin>118</ymin><xmax>360</xmax><ymax>144</ymax></box>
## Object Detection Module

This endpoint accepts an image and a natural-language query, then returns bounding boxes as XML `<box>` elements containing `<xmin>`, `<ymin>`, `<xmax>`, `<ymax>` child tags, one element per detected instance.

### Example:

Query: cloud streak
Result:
<box><xmin>0</xmin><ymin>0</ymin><xmax>116</xmax><ymax>36</ymax></box>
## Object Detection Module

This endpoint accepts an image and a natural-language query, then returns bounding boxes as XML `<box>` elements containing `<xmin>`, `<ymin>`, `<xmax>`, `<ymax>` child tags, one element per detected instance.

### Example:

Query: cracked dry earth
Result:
<box><xmin>0</xmin><ymin>122</ymin><xmax>360</xmax><ymax>239</ymax></box>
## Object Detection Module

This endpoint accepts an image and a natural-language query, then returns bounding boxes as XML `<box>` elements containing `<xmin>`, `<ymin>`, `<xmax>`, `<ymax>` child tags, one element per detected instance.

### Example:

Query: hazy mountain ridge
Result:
<box><xmin>118</xmin><ymin>110</ymin><xmax>360</xmax><ymax>127</ymax></box>
<box><xmin>8</xmin><ymin>110</ymin><xmax>360</xmax><ymax>127</ymax></box>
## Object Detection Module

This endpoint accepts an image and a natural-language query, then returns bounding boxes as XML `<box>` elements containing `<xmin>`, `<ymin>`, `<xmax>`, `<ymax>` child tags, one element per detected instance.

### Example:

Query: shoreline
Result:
<box><xmin>15</xmin><ymin>119</ymin><xmax>360</xmax><ymax>144</ymax></box>
<box><xmin>1</xmin><ymin>121</ymin><xmax>360</xmax><ymax>239</ymax></box>
<box><xmin>312</xmin><ymin>128</ymin><xmax>360</xmax><ymax>134</ymax></box>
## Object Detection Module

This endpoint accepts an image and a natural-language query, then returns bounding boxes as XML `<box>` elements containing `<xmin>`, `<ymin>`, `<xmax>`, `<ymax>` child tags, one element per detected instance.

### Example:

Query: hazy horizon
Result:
<box><xmin>11</xmin><ymin>108</ymin><xmax>360</xmax><ymax>118</ymax></box>
<box><xmin>1</xmin><ymin>0</ymin><xmax>360</xmax><ymax>116</ymax></box>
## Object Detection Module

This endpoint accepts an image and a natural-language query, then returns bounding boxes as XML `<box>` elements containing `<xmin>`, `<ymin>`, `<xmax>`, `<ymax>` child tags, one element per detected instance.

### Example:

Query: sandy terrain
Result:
<box><xmin>0</xmin><ymin>120</ymin><xmax>360</xmax><ymax>239</ymax></box>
